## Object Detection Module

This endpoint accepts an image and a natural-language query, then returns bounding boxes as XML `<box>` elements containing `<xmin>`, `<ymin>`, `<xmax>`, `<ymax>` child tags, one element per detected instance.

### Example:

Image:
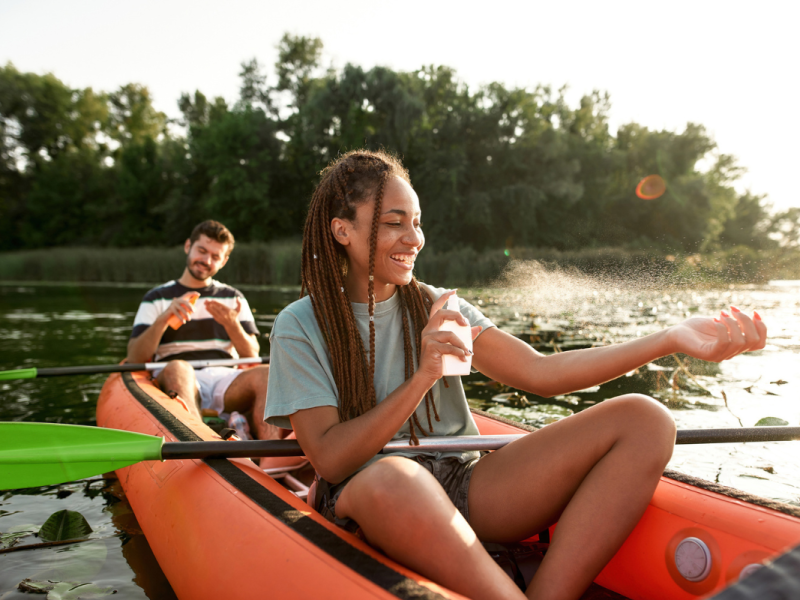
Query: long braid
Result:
<box><xmin>365</xmin><ymin>171</ymin><xmax>389</xmax><ymax>407</ymax></box>
<box><xmin>301</xmin><ymin>149</ymin><xmax>439</xmax><ymax>441</ymax></box>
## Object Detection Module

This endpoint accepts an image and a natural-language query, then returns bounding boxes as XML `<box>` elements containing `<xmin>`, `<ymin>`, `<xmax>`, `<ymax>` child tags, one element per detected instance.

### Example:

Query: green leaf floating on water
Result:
<box><xmin>18</xmin><ymin>579</ymin><xmax>116</xmax><ymax>598</ymax></box>
<box><xmin>0</xmin><ymin>524</ymin><xmax>40</xmax><ymax>548</ymax></box>
<box><xmin>48</xmin><ymin>581</ymin><xmax>117</xmax><ymax>599</ymax></box>
<box><xmin>755</xmin><ymin>417</ymin><xmax>789</xmax><ymax>427</ymax></box>
<box><xmin>39</xmin><ymin>510</ymin><xmax>92</xmax><ymax>542</ymax></box>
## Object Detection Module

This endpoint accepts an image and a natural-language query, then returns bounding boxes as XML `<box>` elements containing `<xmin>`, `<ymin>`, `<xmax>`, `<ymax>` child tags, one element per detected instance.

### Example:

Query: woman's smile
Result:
<box><xmin>390</xmin><ymin>252</ymin><xmax>417</xmax><ymax>270</ymax></box>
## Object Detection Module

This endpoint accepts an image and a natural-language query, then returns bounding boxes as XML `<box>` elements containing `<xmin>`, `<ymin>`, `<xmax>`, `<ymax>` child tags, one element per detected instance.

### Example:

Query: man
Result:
<box><xmin>127</xmin><ymin>220</ymin><xmax>275</xmax><ymax>440</ymax></box>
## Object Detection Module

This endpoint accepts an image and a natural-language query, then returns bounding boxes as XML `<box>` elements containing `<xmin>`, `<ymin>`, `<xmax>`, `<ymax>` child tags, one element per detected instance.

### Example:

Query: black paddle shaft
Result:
<box><xmin>37</xmin><ymin>364</ymin><xmax>148</xmax><ymax>377</ymax></box>
<box><xmin>157</xmin><ymin>427</ymin><xmax>800</xmax><ymax>461</ymax></box>
<box><xmin>32</xmin><ymin>356</ymin><xmax>270</xmax><ymax>378</ymax></box>
<box><xmin>161</xmin><ymin>439</ymin><xmax>304</xmax><ymax>459</ymax></box>
<box><xmin>676</xmin><ymin>426</ymin><xmax>800</xmax><ymax>444</ymax></box>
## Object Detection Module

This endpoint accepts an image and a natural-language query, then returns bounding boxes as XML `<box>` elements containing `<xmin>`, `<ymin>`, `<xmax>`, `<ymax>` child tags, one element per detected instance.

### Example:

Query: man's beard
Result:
<box><xmin>187</xmin><ymin>258</ymin><xmax>214</xmax><ymax>282</ymax></box>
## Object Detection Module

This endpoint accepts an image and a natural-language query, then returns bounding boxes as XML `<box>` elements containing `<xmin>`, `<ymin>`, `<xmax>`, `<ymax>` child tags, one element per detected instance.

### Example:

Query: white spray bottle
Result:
<box><xmin>439</xmin><ymin>294</ymin><xmax>472</xmax><ymax>376</ymax></box>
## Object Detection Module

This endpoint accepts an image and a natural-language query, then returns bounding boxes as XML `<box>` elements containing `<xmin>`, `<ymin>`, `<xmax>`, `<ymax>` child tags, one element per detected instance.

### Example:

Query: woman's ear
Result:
<box><xmin>330</xmin><ymin>218</ymin><xmax>351</xmax><ymax>246</ymax></box>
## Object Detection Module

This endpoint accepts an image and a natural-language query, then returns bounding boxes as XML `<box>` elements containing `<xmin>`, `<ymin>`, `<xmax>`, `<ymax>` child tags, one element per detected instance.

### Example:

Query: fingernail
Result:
<box><xmin>754</xmin><ymin>310</ymin><xmax>762</xmax><ymax>321</ymax></box>
<box><xmin>714</xmin><ymin>317</ymin><xmax>721</xmax><ymax>323</ymax></box>
<box><xmin>720</xmin><ymin>310</ymin><xmax>730</xmax><ymax>318</ymax></box>
<box><xmin>730</xmin><ymin>305</ymin><xmax>741</xmax><ymax>313</ymax></box>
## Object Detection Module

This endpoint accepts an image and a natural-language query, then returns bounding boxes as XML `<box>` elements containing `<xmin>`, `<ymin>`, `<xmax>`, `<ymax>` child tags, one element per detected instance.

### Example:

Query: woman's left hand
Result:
<box><xmin>668</xmin><ymin>307</ymin><xmax>767</xmax><ymax>362</ymax></box>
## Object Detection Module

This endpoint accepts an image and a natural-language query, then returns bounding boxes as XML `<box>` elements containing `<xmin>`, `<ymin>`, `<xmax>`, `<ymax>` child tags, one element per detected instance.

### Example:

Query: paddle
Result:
<box><xmin>3</xmin><ymin>422</ymin><xmax>800</xmax><ymax>491</ymax></box>
<box><xmin>0</xmin><ymin>357</ymin><xmax>269</xmax><ymax>381</ymax></box>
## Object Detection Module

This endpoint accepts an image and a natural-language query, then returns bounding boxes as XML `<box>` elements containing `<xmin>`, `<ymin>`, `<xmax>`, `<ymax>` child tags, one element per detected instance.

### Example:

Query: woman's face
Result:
<box><xmin>331</xmin><ymin>176</ymin><xmax>424</xmax><ymax>301</ymax></box>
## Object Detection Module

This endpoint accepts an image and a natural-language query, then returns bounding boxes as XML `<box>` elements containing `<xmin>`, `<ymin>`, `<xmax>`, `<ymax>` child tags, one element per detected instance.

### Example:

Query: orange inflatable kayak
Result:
<box><xmin>96</xmin><ymin>371</ymin><xmax>800</xmax><ymax>599</ymax></box>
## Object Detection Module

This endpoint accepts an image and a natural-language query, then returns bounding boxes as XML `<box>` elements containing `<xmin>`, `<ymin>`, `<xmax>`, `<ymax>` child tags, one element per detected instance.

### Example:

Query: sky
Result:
<box><xmin>2</xmin><ymin>0</ymin><xmax>798</xmax><ymax>210</ymax></box>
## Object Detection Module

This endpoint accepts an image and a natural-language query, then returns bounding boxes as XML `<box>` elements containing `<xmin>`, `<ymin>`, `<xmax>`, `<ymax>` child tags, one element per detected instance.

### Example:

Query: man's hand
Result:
<box><xmin>206</xmin><ymin>297</ymin><xmax>242</xmax><ymax>330</ymax></box>
<box><xmin>165</xmin><ymin>292</ymin><xmax>199</xmax><ymax>327</ymax></box>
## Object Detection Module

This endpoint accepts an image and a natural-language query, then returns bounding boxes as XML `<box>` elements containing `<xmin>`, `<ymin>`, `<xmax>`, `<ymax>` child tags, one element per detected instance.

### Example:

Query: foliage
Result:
<box><xmin>2</xmin><ymin>243</ymin><xmax>797</xmax><ymax>287</ymax></box>
<box><xmin>754</xmin><ymin>417</ymin><xmax>789</xmax><ymax>427</ymax></box>
<box><xmin>18</xmin><ymin>579</ymin><xmax>117</xmax><ymax>599</ymax></box>
<box><xmin>39</xmin><ymin>509</ymin><xmax>93</xmax><ymax>542</ymax></box>
<box><xmin>1</xmin><ymin>37</ymin><xmax>797</xmax><ymax>258</ymax></box>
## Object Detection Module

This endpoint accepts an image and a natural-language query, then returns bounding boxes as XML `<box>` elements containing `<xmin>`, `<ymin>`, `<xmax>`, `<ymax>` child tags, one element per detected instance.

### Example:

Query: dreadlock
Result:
<box><xmin>301</xmin><ymin>149</ymin><xmax>439</xmax><ymax>444</ymax></box>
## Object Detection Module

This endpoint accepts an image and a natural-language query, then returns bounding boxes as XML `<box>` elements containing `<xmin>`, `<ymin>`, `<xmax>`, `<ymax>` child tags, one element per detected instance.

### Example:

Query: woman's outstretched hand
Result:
<box><xmin>668</xmin><ymin>307</ymin><xmax>767</xmax><ymax>362</ymax></box>
<box><xmin>415</xmin><ymin>290</ymin><xmax>482</xmax><ymax>385</ymax></box>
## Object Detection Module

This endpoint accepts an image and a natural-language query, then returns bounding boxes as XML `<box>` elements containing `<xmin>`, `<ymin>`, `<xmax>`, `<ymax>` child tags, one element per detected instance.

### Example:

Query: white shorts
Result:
<box><xmin>152</xmin><ymin>365</ymin><xmax>242</xmax><ymax>417</ymax></box>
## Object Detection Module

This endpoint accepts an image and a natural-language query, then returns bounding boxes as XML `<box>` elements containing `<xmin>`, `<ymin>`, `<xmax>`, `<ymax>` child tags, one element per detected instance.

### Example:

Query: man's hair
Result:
<box><xmin>189</xmin><ymin>221</ymin><xmax>235</xmax><ymax>254</ymax></box>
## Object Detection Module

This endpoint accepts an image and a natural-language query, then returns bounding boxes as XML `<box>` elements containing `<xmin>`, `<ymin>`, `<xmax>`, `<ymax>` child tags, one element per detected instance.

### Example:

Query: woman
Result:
<box><xmin>265</xmin><ymin>150</ymin><xmax>766</xmax><ymax>600</ymax></box>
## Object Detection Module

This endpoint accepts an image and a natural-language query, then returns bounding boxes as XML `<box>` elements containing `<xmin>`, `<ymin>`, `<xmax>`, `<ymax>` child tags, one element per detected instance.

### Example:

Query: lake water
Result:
<box><xmin>0</xmin><ymin>280</ymin><xmax>798</xmax><ymax>597</ymax></box>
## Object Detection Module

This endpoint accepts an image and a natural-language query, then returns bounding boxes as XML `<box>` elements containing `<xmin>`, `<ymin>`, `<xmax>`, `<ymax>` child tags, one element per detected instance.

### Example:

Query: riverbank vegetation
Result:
<box><xmin>1</xmin><ymin>244</ymin><xmax>796</xmax><ymax>288</ymax></box>
<box><xmin>2</xmin><ymin>34</ymin><xmax>798</xmax><ymax>280</ymax></box>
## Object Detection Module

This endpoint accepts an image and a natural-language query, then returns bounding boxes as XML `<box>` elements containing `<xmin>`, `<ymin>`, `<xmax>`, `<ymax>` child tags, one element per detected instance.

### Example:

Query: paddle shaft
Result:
<box><xmin>4</xmin><ymin>423</ymin><xmax>800</xmax><ymax>490</ymax></box>
<box><xmin>0</xmin><ymin>357</ymin><xmax>269</xmax><ymax>380</ymax></box>
<box><xmin>159</xmin><ymin>426</ymin><xmax>800</xmax><ymax>460</ymax></box>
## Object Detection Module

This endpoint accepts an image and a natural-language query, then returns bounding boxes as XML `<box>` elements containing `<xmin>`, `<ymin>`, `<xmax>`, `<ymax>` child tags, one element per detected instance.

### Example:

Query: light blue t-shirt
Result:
<box><xmin>265</xmin><ymin>283</ymin><xmax>495</xmax><ymax>469</ymax></box>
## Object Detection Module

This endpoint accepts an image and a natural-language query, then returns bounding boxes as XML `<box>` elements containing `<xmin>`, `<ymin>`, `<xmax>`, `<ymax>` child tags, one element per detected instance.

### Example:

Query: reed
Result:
<box><xmin>0</xmin><ymin>243</ymin><xmax>797</xmax><ymax>287</ymax></box>
<box><xmin>0</xmin><ymin>242</ymin><xmax>303</xmax><ymax>286</ymax></box>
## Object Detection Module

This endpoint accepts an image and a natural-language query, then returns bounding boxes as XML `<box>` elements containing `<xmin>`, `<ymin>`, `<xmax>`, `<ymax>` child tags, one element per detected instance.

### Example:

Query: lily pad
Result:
<box><xmin>487</xmin><ymin>403</ymin><xmax>573</xmax><ymax>427</ymax></box>
<box><xmin>19</xmin><ymin>578</ymin><xmax>55</xmax><ymax>593</ymax></box>
<box><xmin>0</xmin><ymin>524</ymin><xmax>40</xmax><ymax>548</ymax></box>
<box><xmin>48</xmin><ymin>581</ymin><xmax>117</xmax><ymax>599</ymax></box>
<box><xmin>39</xmin><ymin>510</ymin><xmax>92</xmax><ymax>542</ymax></box>
<box><xmin>754</xmin><ymin>417</ymin><xmax>789</xmax><ymax>427</ymax></box>
<box><xmin>17</xmin><ymin>579</ymin><xmax>116</xmax><ymax>598</ymax></box>
<box><xmin>491</xmin><ymin>392</ymin><xmax>530</xmax><ymax>407</ymax></box>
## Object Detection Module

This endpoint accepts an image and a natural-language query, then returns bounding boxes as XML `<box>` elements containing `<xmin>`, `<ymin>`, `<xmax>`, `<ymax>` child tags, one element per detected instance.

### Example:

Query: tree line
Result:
<box><xmin>1</xmin><ymin>34</ymin><xmax>797</xmax><ymax>254</ymax></box>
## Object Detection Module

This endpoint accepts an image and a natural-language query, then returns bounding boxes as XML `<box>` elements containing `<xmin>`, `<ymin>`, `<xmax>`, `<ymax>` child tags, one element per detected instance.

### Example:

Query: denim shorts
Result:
<box><xmin>315</xmin><ymin>454</ymin><xmax>483</xmax><ymax>535</ymax></box>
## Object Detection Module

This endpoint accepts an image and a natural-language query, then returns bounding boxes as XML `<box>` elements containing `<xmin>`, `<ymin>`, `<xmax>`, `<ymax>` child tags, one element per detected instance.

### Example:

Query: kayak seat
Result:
<box><xmin>263</xmin><ymin>460</ymin><xmax>311</xmax><ymax>500</ymax></box>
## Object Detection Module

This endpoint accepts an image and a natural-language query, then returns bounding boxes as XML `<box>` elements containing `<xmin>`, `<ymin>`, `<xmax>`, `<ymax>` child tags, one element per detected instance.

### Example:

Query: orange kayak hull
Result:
<box><xmin>97</xmin><ymin>372</ymin><xmax>800</xmax><ymax>599</ymax></box>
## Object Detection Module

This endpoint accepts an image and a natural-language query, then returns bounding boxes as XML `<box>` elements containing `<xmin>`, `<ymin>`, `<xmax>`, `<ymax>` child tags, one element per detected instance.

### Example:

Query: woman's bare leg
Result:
<box><xmin>467</xmin><ymin>394</ymin><xmax>676</xmax><ymax>600</ymax></box>
<box><xmin>336</xmin><ymin>456</ymin><xmax>527</xmax><ymax>600</ymax></box>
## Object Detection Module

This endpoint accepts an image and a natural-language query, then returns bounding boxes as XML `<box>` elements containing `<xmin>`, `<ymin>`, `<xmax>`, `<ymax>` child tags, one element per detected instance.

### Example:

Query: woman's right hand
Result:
<box><xmin>415</xmin><ymin>290</ymin><xmax>482</xmax><ymax>385</ymax></box>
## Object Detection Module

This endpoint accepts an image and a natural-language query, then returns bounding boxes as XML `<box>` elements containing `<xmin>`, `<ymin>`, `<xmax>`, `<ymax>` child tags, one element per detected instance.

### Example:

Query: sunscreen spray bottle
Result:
<box><xmin>167</xmin><ymin>292</ymin><xmax>200</xmax><ymax>329</ymax></box>
<box><xmin>440</xmin><ymin>294</ymin><xmax>472</xmax><ymax>376</ymax></box>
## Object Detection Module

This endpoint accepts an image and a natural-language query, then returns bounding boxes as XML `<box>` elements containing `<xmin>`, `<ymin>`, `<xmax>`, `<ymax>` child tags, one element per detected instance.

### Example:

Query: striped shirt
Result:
<box><xmin>130</xmin><ymin>280</ymin><xmax>259</xmax><ymax>361</ymax></box>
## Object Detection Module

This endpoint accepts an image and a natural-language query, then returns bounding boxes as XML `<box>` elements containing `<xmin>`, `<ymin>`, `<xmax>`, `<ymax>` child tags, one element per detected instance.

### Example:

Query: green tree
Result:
<box><xmin>275</xmin><ymin>33</ymin><xmax>324</xmax><ymax>109</ymax></box>
<box><xmin>105</xmin><ymin>83</ymin><xmax>166</xmax><ymax>145</ymax></box>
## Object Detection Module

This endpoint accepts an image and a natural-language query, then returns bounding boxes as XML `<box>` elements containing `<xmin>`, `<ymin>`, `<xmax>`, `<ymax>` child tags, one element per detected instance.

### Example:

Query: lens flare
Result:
<box><xmin>636</xmin><ymin>174</ymin><xmax>667</xmax><ymax>200</ymax></box>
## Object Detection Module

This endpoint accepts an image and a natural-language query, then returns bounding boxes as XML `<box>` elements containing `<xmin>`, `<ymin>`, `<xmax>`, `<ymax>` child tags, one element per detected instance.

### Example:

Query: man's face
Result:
<box><xmin>184</xmin><ymin>235</ymin><xmax>230</xmax><ymax>282</ymax></box>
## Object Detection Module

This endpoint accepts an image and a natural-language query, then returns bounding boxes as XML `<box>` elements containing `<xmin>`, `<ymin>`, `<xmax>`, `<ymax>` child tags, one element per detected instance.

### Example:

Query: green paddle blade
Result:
<box><xmin>0</xmin><ymin>423</ymin><xmax>163</xmax><ymax>490</ymax></box>
<box><xmin>0</xmin><ymin>368</ymin><xmax>37</xmax><ymax>381</ymax></box>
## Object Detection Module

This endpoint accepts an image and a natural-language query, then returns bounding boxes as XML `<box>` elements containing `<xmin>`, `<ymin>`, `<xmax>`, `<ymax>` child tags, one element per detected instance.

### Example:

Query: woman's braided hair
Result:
<box><xmin>301</xmin><ymin>149</ymin><xmax>440</xmax><ymax>444</ymax></box>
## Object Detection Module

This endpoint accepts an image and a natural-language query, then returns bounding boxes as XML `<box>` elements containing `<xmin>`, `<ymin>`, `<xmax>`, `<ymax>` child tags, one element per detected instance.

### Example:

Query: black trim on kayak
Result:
<box><xmin>121</xmin><ymin>372</ymin><xmax>447</xmax><ymax>600</ymax></box>
<box><xmin>122</xmin><ymin>372</ymin><xmax>203</xmax><ymax>443</ymax></box>
<box><xmin>471</xmin><ymin>409</ymin><xmax>800</xmax><ymax>520</ymax></box>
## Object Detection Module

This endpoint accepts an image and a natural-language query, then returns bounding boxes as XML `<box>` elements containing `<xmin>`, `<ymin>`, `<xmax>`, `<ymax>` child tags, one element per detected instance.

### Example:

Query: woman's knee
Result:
<box><xmin>608</xmin><ymin>394</ymin><xmax>676</xmax><ymax>455</ymax></box>
<box><xmin>341</xmin><ymin>457</ymin><xmax>445</xmax><ymax>521</ymax></box>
